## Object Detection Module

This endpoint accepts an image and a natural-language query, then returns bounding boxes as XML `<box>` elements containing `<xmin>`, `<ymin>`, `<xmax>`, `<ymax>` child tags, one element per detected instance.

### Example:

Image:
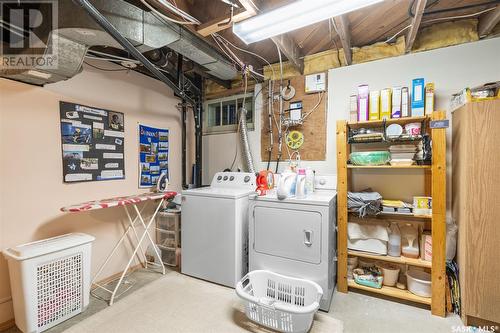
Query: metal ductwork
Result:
<box><xmin>0</xmin><ymin>0</ymin><xmax>237</xmax><ymax>85</ymax></box>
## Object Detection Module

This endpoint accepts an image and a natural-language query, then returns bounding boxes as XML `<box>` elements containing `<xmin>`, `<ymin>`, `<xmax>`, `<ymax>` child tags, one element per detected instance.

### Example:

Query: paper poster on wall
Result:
<box><xmin>139</xmin><ymin>124</ymin><xmax>169</xmax><ymax>188</ymax></box>
<box><xmin>60</xmin><ymin>101</ymin><xmax>125</xmax><ymax>183</ymax></box>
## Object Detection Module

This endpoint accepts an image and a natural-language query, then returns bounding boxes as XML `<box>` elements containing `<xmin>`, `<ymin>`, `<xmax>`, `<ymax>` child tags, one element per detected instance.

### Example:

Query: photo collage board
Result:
<box><xmin>60</xmin><ymin>101</ymin><xmax>125</xmax><ymax>183</ymax></box>
<box><xmin>139</xmin><ymin>124</ymin><xmax>169</xmax><ymax>188</ymax></box>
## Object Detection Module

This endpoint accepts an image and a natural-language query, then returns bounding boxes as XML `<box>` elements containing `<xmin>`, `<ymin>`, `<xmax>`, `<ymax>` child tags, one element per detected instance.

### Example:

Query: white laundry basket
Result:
<box><xmin>3</xmin><ymin>233</ymin><xmax>95</xmax><ymax>333</ymax></box>
<box><xmin>235</xmin><ymin>270</ymin><xmax>323</xmax><ymax>333</ymax></box>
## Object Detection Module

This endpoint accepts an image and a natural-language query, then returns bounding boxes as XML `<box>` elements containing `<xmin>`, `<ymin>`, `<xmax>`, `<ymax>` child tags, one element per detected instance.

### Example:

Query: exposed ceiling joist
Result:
<box><xmin>333</xmin><ymin>15</ymin><xmax>352</xmax><ymax>65</ymax></box>
<box><xmin>271</xmin><ymin>34</ymin><xmax>304</xmax><ymax>74</ymax></box>
<box><xmin>196</xmin><ymin>0</ymin><xmax>256</xmax><ymax>37</ymax></box>
<box><xmin>405</xmin><ymin>0</ymin><xmax>427</xmax><ymax>53</ymax></box>
<box><xmin>478</xmin><ymin>5</ymin><xmax>500</xmax><ymax>37</ymax></box>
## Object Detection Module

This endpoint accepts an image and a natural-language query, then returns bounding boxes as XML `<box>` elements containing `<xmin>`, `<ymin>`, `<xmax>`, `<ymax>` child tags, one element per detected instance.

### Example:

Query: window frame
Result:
<box><xmin>203</xmin><ymin>92</ymin><xmax>255</xmax><ymax>135</ymax></box>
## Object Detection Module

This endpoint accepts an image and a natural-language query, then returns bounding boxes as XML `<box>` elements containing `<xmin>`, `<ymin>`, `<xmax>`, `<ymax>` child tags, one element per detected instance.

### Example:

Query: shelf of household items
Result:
<box><xmin>337</xmin><ymin>110</ymin><xmax>447</xmax><ymax>316</ymax></box>
<box><xmin>347</xmin><ymin>280</ymin><xmax>431</xmax><ymax>305</ymax></box>
<box><xmin>347</xmin><ymin>164</ymin><xmax>431</xmax><ymax>169</ymax></box>
<box><xmin>347</xmin><ymin>116</ymin><xmax>429</xmax><ymax>129</ymax></box>
<box><xmin>348</xmin><ymin>250</ymin><xmax>432</xmax><ymax>268</ymax></box>
<box><xmin>348</xmin><ymin>210</ymin><xmax>432</xmax><ymax>221</ymax></box>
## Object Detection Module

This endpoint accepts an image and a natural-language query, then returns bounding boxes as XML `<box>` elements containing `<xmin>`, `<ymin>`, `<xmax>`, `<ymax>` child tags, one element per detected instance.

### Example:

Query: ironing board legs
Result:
<box><xmin>91</xmin><ymin>199</ymin><xmax>165</xmax><ymax>306</ymax></box>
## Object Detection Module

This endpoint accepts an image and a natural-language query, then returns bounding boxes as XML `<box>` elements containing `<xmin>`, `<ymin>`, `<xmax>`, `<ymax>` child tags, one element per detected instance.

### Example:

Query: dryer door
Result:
<box><xmin>253</xmin><ymin>206</ymin><xmax>322</xmax><ymax>264</ymax></box>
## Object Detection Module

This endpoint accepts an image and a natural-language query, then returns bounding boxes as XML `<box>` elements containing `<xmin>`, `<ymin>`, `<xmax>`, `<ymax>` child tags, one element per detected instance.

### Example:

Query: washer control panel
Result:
<box><xmin>211</xmin><ymin>172</ymin><xmax>256</xmax><ymax>188</ymax></box>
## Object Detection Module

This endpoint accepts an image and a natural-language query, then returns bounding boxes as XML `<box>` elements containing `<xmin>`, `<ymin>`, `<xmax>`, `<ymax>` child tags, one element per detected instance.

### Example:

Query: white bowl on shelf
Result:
<box><xmin>406</xmin><ymin>269</ymin><xmax>432</xmax><ymax>297</ymax></box>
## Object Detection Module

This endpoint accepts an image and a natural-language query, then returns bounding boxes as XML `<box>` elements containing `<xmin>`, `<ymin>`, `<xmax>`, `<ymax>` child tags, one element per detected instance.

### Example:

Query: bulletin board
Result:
<box><xmin>60</xmin><ymin>101</ymin><xmax>125</xmax><ymax>183</ymax></box>
<box><xmin>261</xmin><ymin>75</ymin><xmax>327</xmax><ymax>161</ymax></box>
<box><xmin>138</xmin><ymin>124</ymin><xmax>169</xmax><ymax>188</ymax></box>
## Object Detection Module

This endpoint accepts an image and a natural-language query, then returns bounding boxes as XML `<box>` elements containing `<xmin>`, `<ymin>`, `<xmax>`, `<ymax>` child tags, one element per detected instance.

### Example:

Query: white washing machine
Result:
<box><xmin>249</xmin><ymin>174</ymin><xmax>337</xmax><ymax>311</ymax></box>
<box><xmin>181</xmin><ymin>172</ymin><xmax>256</xmax><ymax>288</ymax></box>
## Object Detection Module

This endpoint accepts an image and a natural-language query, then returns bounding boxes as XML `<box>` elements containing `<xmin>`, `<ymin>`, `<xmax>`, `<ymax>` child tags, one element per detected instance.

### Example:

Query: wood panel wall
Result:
<box><xmin>260</xmin><ymin>75</ymin><xmax>327</xmax><ymax>162</ymax></box>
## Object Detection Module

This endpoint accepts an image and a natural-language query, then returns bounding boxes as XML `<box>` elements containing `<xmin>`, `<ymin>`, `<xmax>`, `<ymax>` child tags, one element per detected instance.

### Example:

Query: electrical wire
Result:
<box><xmin>329</xmin><ymin>18</ymin><xmax>342</xmax><ymax>66</ymax></box>
<box><xmin>384</xmin><ymin>6</ymin><xmax>496</xmax><ymax>44</ymax></box>
<box><xmin>385</xmin><ymin>24</ymin><xmax>412</xmax><ymax>43</ymax></box>
<box><xmin>215</xmin><ymin>34</ymin><xmax>275</xmax><ymax>79</ymax></box>
<box><xmin>83</xmin><ymin>61</ymin><xmax>130</xmax><ymax>72</ymax></box>
<box><xmin>302</xmin><ymin>91</ymin><xmax>324</xmax><ymax>121</ymax></box>
<box><xmin>422</xmin><ymin>7</ymin><xmax>497</xmax><ymax>24</ymax></box>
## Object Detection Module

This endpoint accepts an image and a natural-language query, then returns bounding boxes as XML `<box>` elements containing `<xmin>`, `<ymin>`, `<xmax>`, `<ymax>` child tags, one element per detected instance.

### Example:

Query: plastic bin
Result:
<box><xmin>2</xmin><ymin>233</ymin><xmax>95</xmax><ymax>333</ymax></box>
<box><xmin>158</xmin><ymin>245</ymin><xmax>177</xmax><ymax>266</ymax></box>
<box><xmin>236</xmin><ymin>270</ymin><xmax>323</xmax><ymax>333</ymax></box>
<box><xmin>156</xmin><ymin>229</ymin><xmax>177</xmax><ymax>248</ymax></box>
<box><xmin>156</xmin><ymin>211</ymin><xmax>180</xmax><ymax>231</ymax></box>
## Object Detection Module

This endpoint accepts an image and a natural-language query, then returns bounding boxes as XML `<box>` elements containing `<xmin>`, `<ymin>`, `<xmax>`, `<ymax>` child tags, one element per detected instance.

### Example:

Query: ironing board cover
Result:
<box><xmin>61</xmin><ymin>191</ymin><xmax>177</xmax><ymax>212</ymax></box>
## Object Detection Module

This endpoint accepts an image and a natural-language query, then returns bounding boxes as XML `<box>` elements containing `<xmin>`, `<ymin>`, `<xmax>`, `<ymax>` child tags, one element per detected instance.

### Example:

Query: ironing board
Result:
<box><xmin>61</xmin><ymin>191</ymin><xmax>177</xmax><ymax>305</ymax></box>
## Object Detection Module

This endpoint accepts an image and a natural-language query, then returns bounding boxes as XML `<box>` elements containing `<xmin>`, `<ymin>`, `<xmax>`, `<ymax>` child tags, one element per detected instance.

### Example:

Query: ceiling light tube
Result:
<box><xmin>233</xmin><ymin>0</ymin><xmax>384</xmax><ymax>44</ymax></box>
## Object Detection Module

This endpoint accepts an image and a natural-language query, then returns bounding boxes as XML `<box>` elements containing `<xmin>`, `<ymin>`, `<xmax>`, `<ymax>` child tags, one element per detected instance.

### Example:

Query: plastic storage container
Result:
<box><xmin>401</xmin><ymin>223</ymin><xmax>419</xmax><ymax>259</ymax></box>
<box><xmin>406</xmin><ymin>270</ymin><xmax>432</xmax><ymax>297</ymax></box>
<box><xmin>349</xmin><ymin>151</ymin><xmax>390</xmax><ymax>166</ymax></box>
<box><xmin>379</xmin><ymin>263</ymin><xmax>400</xmax><ymax>287</ymax></box>
<box><xmin>2</xmin><ymin>233</ymin><xmax>95</xmax><ymax>333</ymax></box>
<box><xmin>156</xmin><ymin>229</ymin><xmax>177</xmax><ymax>248</ymax></box>
<box><xmin>236</xmin><ymin>270</ymin><xmax>323</xmax><ymax>333</ymax></box>
<box><xmin>159</xmin><ymin>245</ymin><xmax>177</xmax><ymax>266</ymax></box>
<box><xmin>388</xmin><ymin>223</ymin><xmax>401</xmax><ymax>257</ymax></box>
<box><xmin>156</xmin><ymin>210</ymin><xmax>180</xmax><ymax>231</ymax></box>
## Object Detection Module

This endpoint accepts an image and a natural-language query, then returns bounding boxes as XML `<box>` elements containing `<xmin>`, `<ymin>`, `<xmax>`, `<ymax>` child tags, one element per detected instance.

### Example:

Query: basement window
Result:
<box><xmin>203</xmin><ymin>93</ymin><xmax>254</xmax><ymax>134</ymax></box>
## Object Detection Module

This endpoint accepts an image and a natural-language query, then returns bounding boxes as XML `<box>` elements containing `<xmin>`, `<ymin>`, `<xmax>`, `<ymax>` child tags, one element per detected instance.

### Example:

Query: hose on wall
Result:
<box><xmin>239</xmin><ymin>107</ymin><xmax>256</xmax><ymax>174</ymax></box>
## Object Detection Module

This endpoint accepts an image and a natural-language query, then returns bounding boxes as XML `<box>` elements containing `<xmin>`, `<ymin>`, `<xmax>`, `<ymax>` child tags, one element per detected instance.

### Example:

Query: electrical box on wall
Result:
<box><xmin>305</xmin><ymin>73</ymin><xmax>326</xmax><ymax>93</ymax></box>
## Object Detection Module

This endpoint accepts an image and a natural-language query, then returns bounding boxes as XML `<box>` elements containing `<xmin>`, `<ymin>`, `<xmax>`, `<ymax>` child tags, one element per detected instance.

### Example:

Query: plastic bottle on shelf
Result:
<box><xmin>295</xmin><ymin>168</ymin><xmax>307</xmax><ymax>199</ymax></box>
<box><xmin>401</xmin><ymin>223</ymin><xmax>419</xmax><ymax>259</ymax></box>
<box><xmin>388</xmin><ymin>222</ymin><xmax>401</xmax><ymax>257</ymax></box>
<box><xmin>305</xmin><ymin>168</ymin><xmax>315</xmax><ymax>194</ymax></box>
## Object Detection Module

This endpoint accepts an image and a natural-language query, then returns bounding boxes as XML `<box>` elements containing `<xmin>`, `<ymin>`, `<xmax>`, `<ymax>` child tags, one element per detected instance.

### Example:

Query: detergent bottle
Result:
<box><xmin>277</xmin><ymin>169</ymin><xmax>297</xmax><ymax>200</ymax></box>
<box><xmin>295</xmin><ymin>168</ymin><xmax>307</xmax><ymax>199</ymax></box>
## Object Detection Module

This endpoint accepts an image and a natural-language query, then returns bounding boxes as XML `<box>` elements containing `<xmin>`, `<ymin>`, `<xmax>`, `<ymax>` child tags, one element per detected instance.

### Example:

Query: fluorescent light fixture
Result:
<box><xmin>26</xmin><ymin>70</ymin><xmax>52</xmax><ymax>79</ymax></box>
<box><xmin>233</xmin><ymin>0</ymin><xmax>384</xmax><ymax>44</ymax></box>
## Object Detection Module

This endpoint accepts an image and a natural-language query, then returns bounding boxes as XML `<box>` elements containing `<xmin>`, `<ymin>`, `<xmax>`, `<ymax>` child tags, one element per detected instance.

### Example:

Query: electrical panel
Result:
<box><xmin>305</xmin><ymin>72</ymin><xmax>326</xmax><ymax>93</ymax></box>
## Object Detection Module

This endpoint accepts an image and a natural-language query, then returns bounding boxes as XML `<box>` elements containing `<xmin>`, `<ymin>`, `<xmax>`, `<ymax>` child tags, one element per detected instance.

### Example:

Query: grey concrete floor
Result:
<box><xmin>5</xmin><ymin>268</ymin><xmax>464</xmax><ymax>333</ymax></box>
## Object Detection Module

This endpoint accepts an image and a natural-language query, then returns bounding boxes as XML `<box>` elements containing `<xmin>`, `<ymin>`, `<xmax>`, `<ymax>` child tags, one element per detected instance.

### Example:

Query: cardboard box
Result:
<box><xmin>411</xmin><ymin>78</ymin><xmax>425</xmax><ymax>116</ymax></box>
<box><xmin>420</xmin><ymin>232</ymin><xmax>432</xmax><ymax>261</ymax></box>
<box><xmin>369</xmin><ymin>90</ymin><xmax>380</xmax><ymax>120</ymax></box>
<box><xmin>401</xmin><ymin>87</ymin><xmax>410</xmax><ymax>117</ymax></box>
<box><xmin>380</xmin><ymin>88</ymin><xmax>392</xmax><ymax>119</ymax></box>
<box><xmin>349</xmin><ymin>95</ymin><xmax>358</xmax><ymax>122</ymax></box>
<box><xmin>392</xmin><ymin>87</ymin><xmax>402</xmax><ymax>118</ymax></box>
<box><xmin>357</xmin><ymin>84</ymin><xmax>369</xmax><ymax>121</ymax></box>
<box><xmin>425</xmin><ymin>82</ymin><xmax>435</xmax><ymax>115</ymax></box>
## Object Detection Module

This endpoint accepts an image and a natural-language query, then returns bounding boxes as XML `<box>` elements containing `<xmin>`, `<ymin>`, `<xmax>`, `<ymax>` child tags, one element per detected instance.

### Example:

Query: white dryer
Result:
<box><xmin>181</xmin><ymin>172</ymin><xmax>256</xmax><ymax>288</ymax></box>
<box><xmin>249</xmin><ymin>175</ymin><xmax>337</xmax><ymax>311</ymax></box>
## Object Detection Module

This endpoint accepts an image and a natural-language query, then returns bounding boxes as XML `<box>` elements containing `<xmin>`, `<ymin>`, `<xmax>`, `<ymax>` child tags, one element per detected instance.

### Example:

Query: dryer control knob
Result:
<box><xmin>319</xmin><ymin>178</ymin><xmax>326</xmax><ymax>185</ymax></box>
<box><xmin>244</xmin><ymin>176</ymin><xmax>251</xmax><ymax>183</ymax></box>
<box><xmin>229</xmin><ymin>176</ymin><xmax>235</xmax><ymax>181</ymax></box>
<box><xmin>223</xmin><ymin>176</ymin><xmax>228</xmax><ymax>181</ymax></box>
<box><xmin>217</xmin><ymin>175</ymin><xmax>222</xmax><ymax>181</ymax></box>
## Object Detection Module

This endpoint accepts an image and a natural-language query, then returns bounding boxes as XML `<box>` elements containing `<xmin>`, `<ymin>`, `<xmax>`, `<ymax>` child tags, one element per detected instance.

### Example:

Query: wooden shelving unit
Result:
<box><xmin>347</xmin><ymin>280</ymin><xmax>431</xmax><ymax>305</ymax></box>
<box><xmin>336</xmin><ymin>112</ymin><xmax>447</xmax><ymax>317</ymax></box>
<box><xmin>347</xmin><ymin>165</ymin><xmax>431</xmax><ymax>169</ymax></box>
<box><xmin>348</xmin><ymin>250</ymin><xmax>432</xmax><ymax>268</ymax></box>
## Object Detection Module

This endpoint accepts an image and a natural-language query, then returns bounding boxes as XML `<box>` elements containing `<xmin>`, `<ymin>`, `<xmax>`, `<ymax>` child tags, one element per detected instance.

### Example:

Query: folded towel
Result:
<box><xmin>348</xmin><ymin>222</ymin><xmax>389</xmax><ymax>242</ymax></box>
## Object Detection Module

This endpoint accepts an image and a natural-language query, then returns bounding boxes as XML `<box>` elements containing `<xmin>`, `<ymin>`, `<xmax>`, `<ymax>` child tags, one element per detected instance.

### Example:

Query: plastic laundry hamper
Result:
<box><xmin>3</xmin><ymin>233</ymin><xmax>95</xmax><ymax>333</ymax></box>
<box><xmin>235</xmin><ymin>270</ymin><xmax>323</xmax><ymax>333</ymax></box>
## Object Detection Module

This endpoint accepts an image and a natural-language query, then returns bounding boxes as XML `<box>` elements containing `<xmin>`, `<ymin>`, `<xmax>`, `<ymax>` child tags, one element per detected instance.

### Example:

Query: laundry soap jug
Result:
<box><xmin>295</xmin><ymin>168</ymin><xmax>307</xmax><ymax>199</ymax></box>
<box><xmin>400</xmin><ymin>223</ymin><xmax>419</xmax><ymax>259</ymax></box>
<box><xmin>305</xmin><ymin>168</ymin><xmax>315</xmax><ymax>194</ymax></box>
<box><xmin>388</xmin><ymin>222</ymin><xmax>401</xmax><ymax>257</ymax></box>
<box><xmin>277</xmin><ymin>169</ymin><xmax>297</xmax><ymax>200</ymax></box>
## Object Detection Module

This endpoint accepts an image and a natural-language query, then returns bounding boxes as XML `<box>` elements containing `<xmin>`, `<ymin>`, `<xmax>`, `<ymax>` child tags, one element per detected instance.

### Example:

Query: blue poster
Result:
<box><xmin>139</xmin><ymin>124</ymin><xmax>169</xmax><ymax>188</ymax></box>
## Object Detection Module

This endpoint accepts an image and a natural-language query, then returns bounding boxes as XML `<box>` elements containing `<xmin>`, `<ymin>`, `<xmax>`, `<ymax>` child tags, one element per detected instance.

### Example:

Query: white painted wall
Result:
<box><xmin>203</xmin><ymin>38</ymin><xmax>500</xmax><ymax>202</ymax></box>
